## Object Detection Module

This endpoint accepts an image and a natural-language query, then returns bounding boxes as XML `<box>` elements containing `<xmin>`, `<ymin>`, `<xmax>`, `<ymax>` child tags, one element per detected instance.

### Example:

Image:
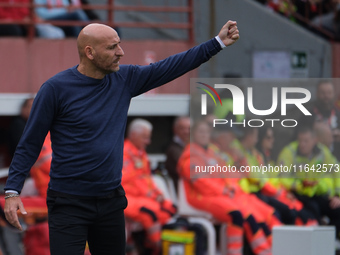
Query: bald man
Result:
<box><xmin>3</xmin><ymin>22</ymin><xmax>239</xmax><ymax>255</ymax></box>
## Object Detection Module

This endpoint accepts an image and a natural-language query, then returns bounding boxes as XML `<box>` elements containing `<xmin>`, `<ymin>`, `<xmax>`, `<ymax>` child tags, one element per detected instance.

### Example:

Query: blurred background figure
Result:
<box><xmin>0</xmin><ymin>0</ymin><xmax>65</xmax><ymax>38</ymax></box>
<box><xmin>311</xmin><ymin>0</ymin><xmax>340</xmax><ymax>39</ymax></box>
<box><xmin>78</xmin><ymin>0</ymin><xmax>99</xmax><ymax>20</ymax></box>
<box><xmin>165</xmin><ymin>116</ymin><xmax>190</xmax><ymax>192</ymax></box>
<box><xmin>2</xmin><ymin>98</ymin><xmax>51</xmax><ymax>255</ymax></box>
<box><xmin>0</xmin><ymin>0</ymin><xmax>30</xmax><ymax>36</ymax></box>
<box><xmin>122</xmin><ymin>119</ymin><xmax>176</xmax><ymax>255</ymax></box>
<box><xmin>34</xmin><ymin>0</ymin><xmax>89</xmax><ymax>37</ymax></box>
<box><xmin>299</xmin><ymin>81</ymin><xmax>340</xmax><ymax>160</ymax></box>
<box><xmin>1</xmin><ymin>97</ymin><xmax>34</xmax><ymax>255</ymax></box>
<box><xmin>178</xmin><ymin>120</ymin><xmax>273</xmax><ymax>255</ymax></box>
<box><xmin>277</xmin><ymin>126</ymin><xmax>340</xmax><ymax>238</ymax></box>
<box><xmin>314</xmin><ymin>121</ymin><xmax>334</xmax><ymax>150</ymax></box>
<box><xmin>210</xmin><ymin>124</ymin><xmax>284</xmax><ymax>243</ymax></box>
<box><xmin>8</xmin><ymin>97</ymin><xmax>34</xmax><ymax>158</ymax></box>
<box><xmin>254</xmin><ymin>125</ymin><xmax>318</xmax><ymax>226</ymax></box>
<box><xmin>256</xmin><ymin>125</ymin><xmax>275</xmax><ymax>165</ymax></box>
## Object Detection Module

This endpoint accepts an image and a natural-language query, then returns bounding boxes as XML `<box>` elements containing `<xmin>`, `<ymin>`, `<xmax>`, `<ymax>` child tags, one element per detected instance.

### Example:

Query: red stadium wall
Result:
<box><xmin>0</xmin><ymin>38</ymin><xmax>195</xmax><ymax>94</ymax></box>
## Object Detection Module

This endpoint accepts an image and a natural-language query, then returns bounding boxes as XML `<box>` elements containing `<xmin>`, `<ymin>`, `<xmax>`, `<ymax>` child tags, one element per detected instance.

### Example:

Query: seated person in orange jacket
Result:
<box><xmin>122</xmin><ymin>119</ymin><xmax>176</xmax><ymax>252</ymax></box>
<box><xmin>209</xmin><ymin>125</ymin><xmax>283</xmax><ymax>241</ymax></box>
<box><xmin>177</xmin><ymin>120</ymin><xmax>272</xmax><ymax>255</ymax></box>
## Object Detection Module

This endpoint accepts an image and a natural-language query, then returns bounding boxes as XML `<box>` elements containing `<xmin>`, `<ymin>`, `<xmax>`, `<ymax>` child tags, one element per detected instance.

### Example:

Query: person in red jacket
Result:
<box><xmin>122</xmin><ymin>118</ymin><xmax>176</xmax><ymax>254</ymax></box>
<box><xmin>0</xmin><ymin>0</ymin><xmax>29</xmax><ymax>36</ymax></box>
<box><xmin>177</xmin><ymin>120</ymin><xmax>272</xmax><ymax>255</ymax></box>
<box><xmin>0</xmin><ymin>0</ymin><xmax>65</xmax><ymax>38</ymax></box>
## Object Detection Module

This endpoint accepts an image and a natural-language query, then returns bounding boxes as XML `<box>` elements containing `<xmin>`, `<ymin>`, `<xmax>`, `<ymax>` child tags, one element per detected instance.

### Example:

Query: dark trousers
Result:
<box><xmin>256</xmin><ymin>192</ymin><xmax>317</xmax><ymax>225</ymax></box>
<box><xmin>47</xmin><ymin>187</ymin><xmax>128</xmax><ymax>255</ymax></box>
<box><xmin>255</xmin><ymin>192</ymin><xmax>296</xmax><ymax>224</ymax></box>
<box><xmin>295</xmin><ymin>194</ymin><xmax>340</xmax><ymax>238</ymax></box>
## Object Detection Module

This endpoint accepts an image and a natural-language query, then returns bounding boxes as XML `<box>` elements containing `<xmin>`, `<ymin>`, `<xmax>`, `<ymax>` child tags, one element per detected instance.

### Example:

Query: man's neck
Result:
<box><xmin>77</xmin><ymin>64</ymin><xmax>105</xmax><ymax>80</ymax></box>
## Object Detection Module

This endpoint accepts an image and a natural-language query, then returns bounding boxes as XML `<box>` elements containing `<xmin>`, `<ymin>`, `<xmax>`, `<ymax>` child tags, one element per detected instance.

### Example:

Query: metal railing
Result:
<box><xmin>0</xmin><ymin>0</ymin><xmax>194</xmax><ymax>42</ymax></box>
<box><xmin>291</xmin><ymin>11</ymin><xmax>336</xmax><ymax>40</ymax></box>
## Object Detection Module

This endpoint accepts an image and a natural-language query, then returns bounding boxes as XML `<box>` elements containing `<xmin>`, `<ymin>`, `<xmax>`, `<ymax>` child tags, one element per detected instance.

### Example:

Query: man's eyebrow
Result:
<box><xmin>108</xmin><ymin>41</ymin><xmax>121</xmax><ymax>48</ymax></box>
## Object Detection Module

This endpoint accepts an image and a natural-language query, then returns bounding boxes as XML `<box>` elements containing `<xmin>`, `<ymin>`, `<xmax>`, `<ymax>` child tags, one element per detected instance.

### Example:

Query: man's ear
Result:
<box><xmin>85</xmin><ymin>46</ymin><xmax>94</xmax><ymax>60</ymax></box>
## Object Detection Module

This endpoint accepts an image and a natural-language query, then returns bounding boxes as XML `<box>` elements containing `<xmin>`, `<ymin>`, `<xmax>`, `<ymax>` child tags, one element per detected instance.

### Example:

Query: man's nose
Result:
<box><xmin>117</xmin><ymin>45</ymin><xmax>124</xmax><ymax>56</ymax></box>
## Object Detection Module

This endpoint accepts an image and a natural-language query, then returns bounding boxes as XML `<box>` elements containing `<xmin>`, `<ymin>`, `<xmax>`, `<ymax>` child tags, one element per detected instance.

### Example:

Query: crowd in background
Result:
<box><xmin>0</xmin><ymin>83</ymin><xmax>339</xmax><ymax>254</ymax></box>
<box><xmin>1</xmin><ymin>0</ymin><xmax>340</xmax><ymax>40</ymax></box>
<box><xmin>120</xmin><ymin>79</ymin><xmax>340</xmax><ymax>254</ymax></box>
<box><xmin>162</xmin><ymin>80</ymin><xmax>340</xmax><ymax>254</ymax></box>
<box><xmin>0</xmin><ymin>1</ymin><xmax>340</xmax><ymax>252</ymax></box>
<box><xmin>0</xmin><ymin>0</ymin><xmax>99</xmax><ymax>38</ymax></box>
<box><xmin>255</xmin><ymin>0</ymin><xmax>340</xmax><ymax>39</ymax></box>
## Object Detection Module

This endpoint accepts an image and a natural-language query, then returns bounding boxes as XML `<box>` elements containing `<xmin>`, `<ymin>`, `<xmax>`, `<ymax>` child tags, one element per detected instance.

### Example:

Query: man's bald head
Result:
<box><xmin>76</xmin><ymin>23</ymin><xmax>124</xmax><ymax>79</ymax></box>
<box><xmin>77</xmin><ymin>23</ymin><xmax>118</xmax><ymax>59</ymax></box>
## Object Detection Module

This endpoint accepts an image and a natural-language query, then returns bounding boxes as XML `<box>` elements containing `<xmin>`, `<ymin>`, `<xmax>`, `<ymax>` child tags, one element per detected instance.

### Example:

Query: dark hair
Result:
<box><xmin>255</xmin><ymin>125</ymin><xmax>274</xmax><ymax>164</ymax></box>
<box><xmin>238</xmin><ymin>125</ymin><xmax>257</xmax><ymax>141</ymax></box>
<box><xmin>255</xmin><ymin>126</ymin><xmax>272</xmax><ymax>152</ymax></box>
<box><xmin>297</xmin><ymin>126</ymin><xmax>315</xmax><ymax>137</ymax></box>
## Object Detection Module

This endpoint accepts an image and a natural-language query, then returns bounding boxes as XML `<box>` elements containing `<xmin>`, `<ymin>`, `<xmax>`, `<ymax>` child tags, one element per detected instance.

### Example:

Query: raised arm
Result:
<box><xmin>125</xmin><ymin>20</ymin><xmax>240</xmax><ymax>97</ymax></box>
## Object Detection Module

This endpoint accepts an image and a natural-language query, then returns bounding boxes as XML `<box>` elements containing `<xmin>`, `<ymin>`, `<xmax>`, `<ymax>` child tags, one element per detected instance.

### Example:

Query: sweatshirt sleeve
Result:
<box><xmin>126</xmin><ymin>38</ymin><xmax>222</xmax><ymax>97</ymax></box>
<box><xmin>5</xmin><ymin>83</ymin><xmax>57</xmax><ymax>193</ymax></box>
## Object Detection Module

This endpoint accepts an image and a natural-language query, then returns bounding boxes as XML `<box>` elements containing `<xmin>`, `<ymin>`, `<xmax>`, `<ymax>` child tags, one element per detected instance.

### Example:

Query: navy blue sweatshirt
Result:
<box><xmin>5</xmin><ymin>38</ymin><xmax>222</xmax><ymax>196</ymax></box>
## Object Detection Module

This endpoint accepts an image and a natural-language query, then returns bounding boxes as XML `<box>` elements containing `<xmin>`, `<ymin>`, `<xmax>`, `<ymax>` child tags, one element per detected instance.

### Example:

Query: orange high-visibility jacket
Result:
<box><xmin>122</xmin><ymin>139</ymin><xmax>162</xmax><ymax>199</ymax></box>
<box><xmin>177</xmin><ymin>143</ymin><xmax>231</xmax><ymax>198</ymax></box>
